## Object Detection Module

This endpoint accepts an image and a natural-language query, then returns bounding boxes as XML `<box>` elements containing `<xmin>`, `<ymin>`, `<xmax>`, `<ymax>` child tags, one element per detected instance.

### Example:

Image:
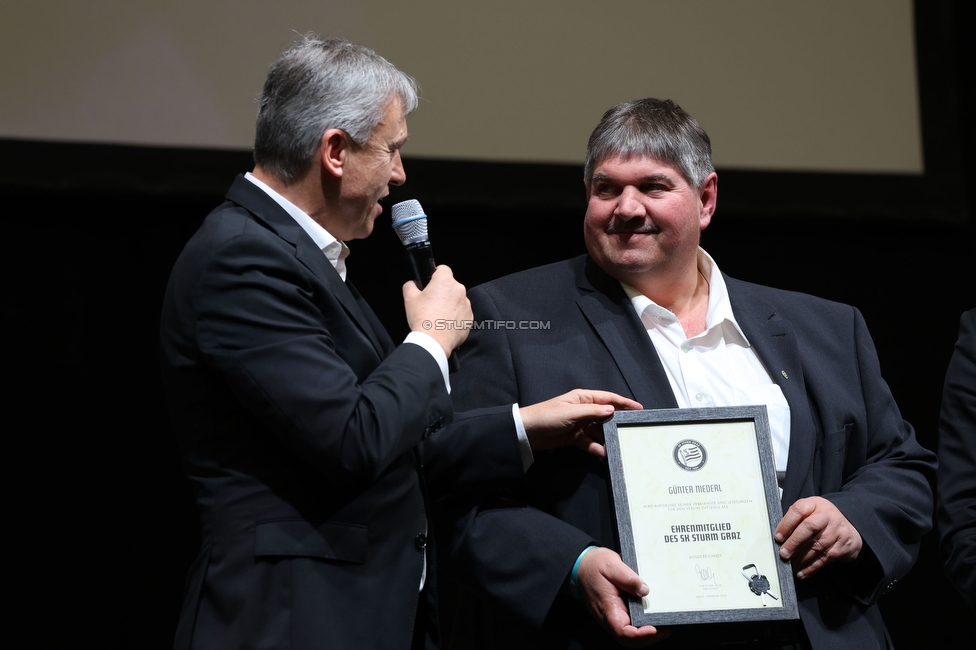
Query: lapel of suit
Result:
<box><xmin>725</xmin><ymin>277</ymin><xmax>816</xmax><ymax>508</ymax></box>
<box><xmin>574</xmin><ymin>257</ymin><xmax>679</xmax><ymax>409</ymax></box>
<box><xmin>225</xmin><ymin>175</ymin><xmax>389</xmax><ymax>360</ymax></box>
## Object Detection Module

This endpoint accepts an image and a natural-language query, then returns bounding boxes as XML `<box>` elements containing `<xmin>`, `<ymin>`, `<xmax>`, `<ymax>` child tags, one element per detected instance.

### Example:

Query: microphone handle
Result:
<box><xmin>405</xmin><ymin>241</ymin><xmax>437</xmax><ymax>289</ymax></box>
<box><xmin>403</xmin><ymin>241</ymin><xmax>460</xmax><ymax>372</ymax></box>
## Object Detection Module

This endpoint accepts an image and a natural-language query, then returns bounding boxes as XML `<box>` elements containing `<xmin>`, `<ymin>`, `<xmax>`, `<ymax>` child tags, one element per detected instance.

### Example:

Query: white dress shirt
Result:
<box><xmin>623</xmin><ymin>249</ymin><xmax>791</xmax><ymax>487</ymax></box>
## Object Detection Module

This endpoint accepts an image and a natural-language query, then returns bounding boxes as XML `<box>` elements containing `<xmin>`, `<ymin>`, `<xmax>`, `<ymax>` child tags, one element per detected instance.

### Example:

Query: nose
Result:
<box><xmin>390</xmin><ymin>150</ymin><xmax>406</xmax><ymax>186</ymax></box>
<box><xmin>614</xmin><ymin>186</ymin><xmax>646</xmax><ymax>219</ymax></box>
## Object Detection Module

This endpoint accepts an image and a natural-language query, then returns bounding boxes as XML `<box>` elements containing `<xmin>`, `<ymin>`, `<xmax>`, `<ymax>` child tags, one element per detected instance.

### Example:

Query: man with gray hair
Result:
<box><xmin>161</xmin><ymin>38</ymin><xmax>650</xmax><ymax>650</ymax></box>
<box><xmin>446</xmin><ymin>98</ymin><xmax>936</xmax><ymax>648</ymax></box>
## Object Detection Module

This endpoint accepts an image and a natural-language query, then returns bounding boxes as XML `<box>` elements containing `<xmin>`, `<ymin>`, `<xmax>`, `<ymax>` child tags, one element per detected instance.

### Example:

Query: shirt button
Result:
<box><xmin>695</xmin><ymin>393</ymin><xmax>704</xmax><ymax>401</ymax></box>
<box><xmin>681</xmin><ymin>344</ymin><xmax>691</xmax><ymax>352</ymax></box>
<box><xmin>415</xmin><ymin>533</ymin><xmax>427</xmax><ymax>550</ymax></box>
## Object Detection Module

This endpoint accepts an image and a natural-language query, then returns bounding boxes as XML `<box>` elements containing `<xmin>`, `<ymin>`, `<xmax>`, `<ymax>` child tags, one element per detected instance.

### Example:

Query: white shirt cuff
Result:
<box><xmin>512</xmin><ymin>403</ymin><xmax>534</xmax><ymax>471</ymax></box>
<box><xmin>404</xmin><ymin>332</ymin><xmax>451</xmax><ymax>393</ymax></box>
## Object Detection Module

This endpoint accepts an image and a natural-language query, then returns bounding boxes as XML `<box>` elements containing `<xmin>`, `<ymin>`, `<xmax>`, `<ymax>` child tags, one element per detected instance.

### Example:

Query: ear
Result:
<box><xmin>698</xmin><ymin>172</ymin><xmax>718</xmax><ymax>230</ymax></box>
<box><xmin>320</xmin><ymin>128</ymin><xmax>349</xmax><ymax>179</ymax></box>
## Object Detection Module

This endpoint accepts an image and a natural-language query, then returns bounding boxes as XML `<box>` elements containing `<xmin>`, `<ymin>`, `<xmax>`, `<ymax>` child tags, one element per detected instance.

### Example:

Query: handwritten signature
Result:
<box><xmin>695</xmin><ymin>564</ymin><xmax>717</xmax><ymax>584</ymax></box>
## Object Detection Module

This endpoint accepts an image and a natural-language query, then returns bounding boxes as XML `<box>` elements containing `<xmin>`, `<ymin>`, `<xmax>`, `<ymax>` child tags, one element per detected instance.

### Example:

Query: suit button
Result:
<box><xmin>415</xmin><ymin>533</ymin><xmax>427</xmax><ymax>550</ymax></box>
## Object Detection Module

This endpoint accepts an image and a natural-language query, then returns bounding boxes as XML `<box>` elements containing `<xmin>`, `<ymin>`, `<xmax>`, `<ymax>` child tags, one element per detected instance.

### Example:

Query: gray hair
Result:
<box><xmin>583</xmin><ymin>98</ymin><xmax>714</xmax><ymax>189</ymax></box>
<box><xmin>254</xmin><ymin>36</ymin><xmax>419</xmax><ymax>182</ymax></box>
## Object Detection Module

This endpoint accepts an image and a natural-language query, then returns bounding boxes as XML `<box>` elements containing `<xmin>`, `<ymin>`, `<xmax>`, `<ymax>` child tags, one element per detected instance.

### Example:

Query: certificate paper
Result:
<box><xmin>605</xmin><ymin>407</ymin><xmax>799</xmax><ymax>626</ymax></box>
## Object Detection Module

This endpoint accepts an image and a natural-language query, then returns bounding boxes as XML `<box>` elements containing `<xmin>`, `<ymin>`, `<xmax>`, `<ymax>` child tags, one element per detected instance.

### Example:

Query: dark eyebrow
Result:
<box><xmin>637</xmin><ymin>173</ymin><xmax>676</xmax><ymax>185</ymax></box>
<box><xmin>591</xmin><ymin>173</ymin><xmax>675</xmax><ymax>185</ymax></box>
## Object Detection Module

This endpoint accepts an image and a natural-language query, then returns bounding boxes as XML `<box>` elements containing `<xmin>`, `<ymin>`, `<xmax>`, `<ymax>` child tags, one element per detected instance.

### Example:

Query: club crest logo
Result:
<box><xmin>673</xmin><ymin>439</ymin><xmax>707</xmax><ymax>471</ymax></box>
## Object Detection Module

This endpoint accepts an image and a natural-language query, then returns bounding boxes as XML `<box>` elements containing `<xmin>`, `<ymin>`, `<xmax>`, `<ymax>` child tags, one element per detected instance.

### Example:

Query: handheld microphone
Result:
<box><xmin>391</xmin><ymin>199</ymin><xmax>437</xmax><ymax>289</ymax></box>
<box><xmin>391</xmin><ymin>199</ymin><xmax>460</xmax><ymax>371</ymax></box>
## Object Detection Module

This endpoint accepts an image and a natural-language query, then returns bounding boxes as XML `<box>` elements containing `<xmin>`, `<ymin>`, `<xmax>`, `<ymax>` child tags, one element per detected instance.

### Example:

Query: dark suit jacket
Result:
<box><xmin>937</xmin><ymin>308</ymin><xmax>976</xmax><ymax>609</ymax></box>
<box><xmin>160</xmin><ymin>175</ymin><xmax>522</xmax><ymax>650</ymax></box>
<box><xmin>445</xmin><ymin>255</ymin><xmax>936</xmax><ymax>650</ymax></box>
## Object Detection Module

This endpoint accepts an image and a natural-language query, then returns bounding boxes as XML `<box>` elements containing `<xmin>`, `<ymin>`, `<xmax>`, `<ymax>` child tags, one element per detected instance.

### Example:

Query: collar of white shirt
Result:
<box><xmin>244</xmin><ymin>172</ymin><xmax>350</xmax><ymax>281</ymax></box>
<box><xmin>622</xmin><ymin>248</ymin><xmax>750</xmax><ymax>347</ymax></box>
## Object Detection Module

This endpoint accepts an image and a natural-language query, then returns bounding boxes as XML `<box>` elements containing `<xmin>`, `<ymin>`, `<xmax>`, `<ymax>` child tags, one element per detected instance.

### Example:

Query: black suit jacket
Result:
<box><xmin>160</xmin><ymin>175</ymin><xmax>522</xmax><ymax>650</ymax></box>
<box><xmin>937</xmin><ymin>308</ymin><xmax>976</xmax><ymax>608</ymax></box>
<box><xmin>446</xmin><ymin>255</ymin><xmax>936</xmax><ymax>650</ymax></box>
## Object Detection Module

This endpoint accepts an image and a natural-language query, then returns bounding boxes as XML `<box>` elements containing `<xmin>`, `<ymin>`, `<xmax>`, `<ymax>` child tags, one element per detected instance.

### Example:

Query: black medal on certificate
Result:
<box><xmin>742</xmin><ymin>564</ymin><xmax>779</xmax><ymax>606</ymax></box>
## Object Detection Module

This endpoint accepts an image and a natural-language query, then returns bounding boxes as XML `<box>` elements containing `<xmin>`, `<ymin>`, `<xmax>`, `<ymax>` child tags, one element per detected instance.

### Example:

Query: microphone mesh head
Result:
<box><xmin>391</xmin><ymin>199</ymin><xmax>429</xmax><ymax>245</ymax></box>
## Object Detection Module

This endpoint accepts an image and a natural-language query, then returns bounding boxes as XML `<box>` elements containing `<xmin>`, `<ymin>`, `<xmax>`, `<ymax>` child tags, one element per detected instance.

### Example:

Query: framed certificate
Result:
<box><xmin>604</xmin><ymin>406</ymin><xmax>799</xmax><ymax>626</ymax></box>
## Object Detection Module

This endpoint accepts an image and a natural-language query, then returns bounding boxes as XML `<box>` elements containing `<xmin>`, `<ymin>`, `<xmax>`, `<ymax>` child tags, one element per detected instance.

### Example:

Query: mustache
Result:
<box><xmin>606</xmin><ymin>220</ymin><xmax>661</xmax><ymax>235</ymax></box>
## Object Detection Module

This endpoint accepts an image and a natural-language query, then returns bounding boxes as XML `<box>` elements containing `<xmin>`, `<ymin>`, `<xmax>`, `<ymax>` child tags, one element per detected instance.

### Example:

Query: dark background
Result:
<box><xmin>3</xmin><ymin>1</ymin><xmax>973</xmax><ymax>646</ymax></box>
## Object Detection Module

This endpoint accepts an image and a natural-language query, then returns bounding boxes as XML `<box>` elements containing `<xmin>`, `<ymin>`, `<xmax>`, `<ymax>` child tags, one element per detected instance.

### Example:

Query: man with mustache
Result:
<box><xmin>444</xmin><ymin>98</ymin><xmax>936</xmax><ymax>649</ymax></box>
